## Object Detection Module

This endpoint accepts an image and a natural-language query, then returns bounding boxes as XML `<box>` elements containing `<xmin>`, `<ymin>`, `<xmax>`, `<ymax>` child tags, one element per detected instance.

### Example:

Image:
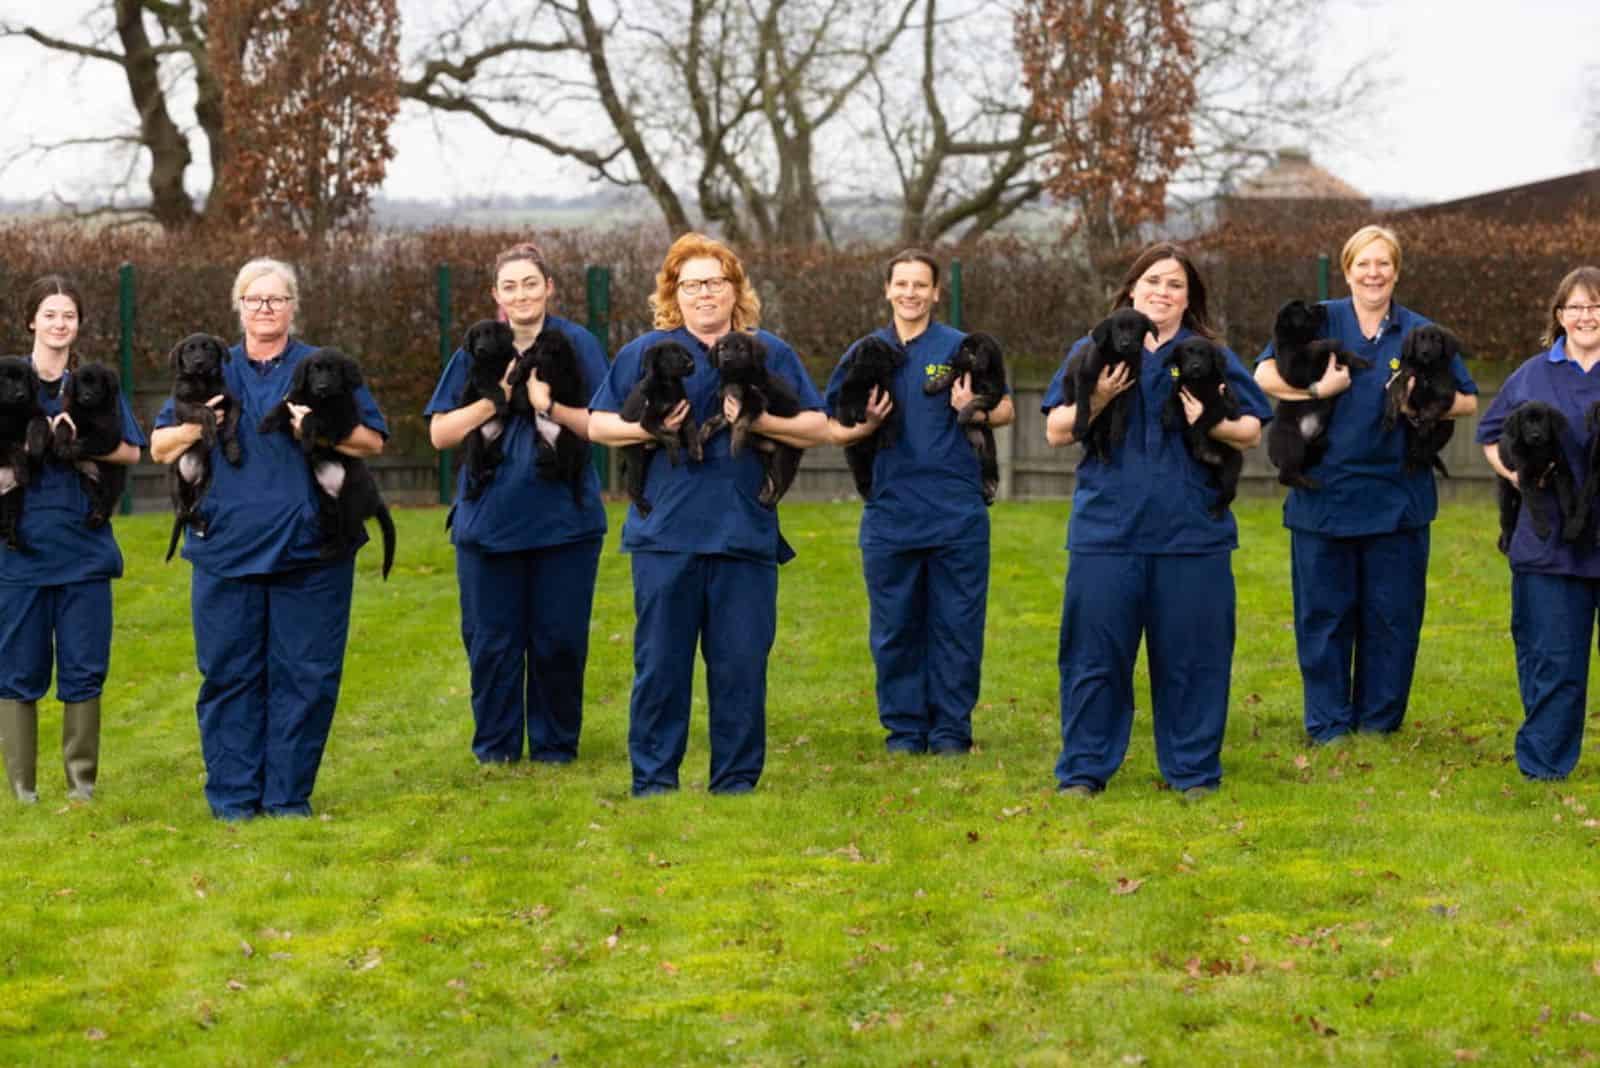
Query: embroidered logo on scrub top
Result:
<box><xmin>925</xmin><ymin>363</ymin><xmax>950</xmax><ymax>381</ymax></box>
<box><xmin>1389</xmin><ymin>357</ymin><xmax>1400</xmax><ymax>370</ymax></box>
<box><xmin>1169</xmin><ymin>367</ymin><xmax>1180</xmax><ymax>378</ymax></box>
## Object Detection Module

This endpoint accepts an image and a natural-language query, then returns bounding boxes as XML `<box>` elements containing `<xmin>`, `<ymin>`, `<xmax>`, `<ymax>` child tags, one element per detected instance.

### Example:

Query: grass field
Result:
<box><xmin>2</xmin><ymin>497</ymin><xmax>1597</xmax><ymax>1066</ymax></box>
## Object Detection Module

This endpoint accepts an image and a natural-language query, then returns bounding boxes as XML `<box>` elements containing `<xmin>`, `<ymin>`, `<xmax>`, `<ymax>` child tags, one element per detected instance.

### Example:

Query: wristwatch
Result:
<box><xmin>1306</xmin><ymin>382</ymin><xmax>1320</xmax><ymax>400</ymax></box>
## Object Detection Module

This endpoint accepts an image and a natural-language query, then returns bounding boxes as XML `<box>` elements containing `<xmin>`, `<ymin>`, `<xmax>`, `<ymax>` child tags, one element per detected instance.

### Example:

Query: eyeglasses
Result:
<box><xmin>1562</xmin><ymin>303</ymin><xmax>1600</xmax><ymax>316</ymax></box>
<box><xmin>678</xmin><ymin>277</ymin><xmax>730</xmax><ymax>297</ymax></box>
<box><xmin>240</xmin><ymin>295</ymin><xmax>294</xmax><ymax>312</ymax></box>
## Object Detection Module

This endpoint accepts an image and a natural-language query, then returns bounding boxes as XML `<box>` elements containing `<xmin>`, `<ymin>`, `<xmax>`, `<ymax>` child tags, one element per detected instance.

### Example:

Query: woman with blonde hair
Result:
<box><xmin>589</xmin><ymin>233</ymin><xmax>828</xmax><ymax>796</ymax></box>
<box><xmin>150</xmin><ymin>258</ymin><xmax>388</xmax><ymax>819</ymax></box>
<box><xmin>1254</xmin><ymin>225</ymin><xmax>1477</xmax><ymax>743</ymax></box>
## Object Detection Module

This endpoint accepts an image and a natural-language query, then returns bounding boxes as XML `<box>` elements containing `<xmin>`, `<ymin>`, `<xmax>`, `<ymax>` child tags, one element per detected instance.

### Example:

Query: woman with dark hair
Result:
<box><xmin>1475</xmin><ymin>265</ymin><xmax>1600</xmax><ymax>779</ymax></box>
<box><xmin>1254</xmin><ymin>225</ymin><xmax>1477</xmax><ymax>744</ymax></box>
<box><xmin>589</xmin><ymin>232</ymin><xmax>828</xmax><ymax>796</ymax></box>
<box><xmin>150</xmin><ymin>258</ymin><xmax>388</xmax><ymax>820</ymax></box>
<box><xmin>0</xmin><ymin>275</ymin><xmax>145</xmax><ymax>803</ymax></box>
<box><xmin>1042</xmin><ymin>243</ymin><xmax>1272</xmax><ymax>798</ymax></box>
<box><xmin>425</xmin><ymin>242</ymin><xmax>610</xmax><ymax>765</ymax></box>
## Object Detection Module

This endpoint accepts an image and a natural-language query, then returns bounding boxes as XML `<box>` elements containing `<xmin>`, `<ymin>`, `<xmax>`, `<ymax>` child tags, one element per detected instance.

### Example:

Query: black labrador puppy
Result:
<box><xmin>165</xmin><ymin>333</ymin><xmax>242</xmax><ymax>561</ymax></box>
<box><xmin>1384</xmin><ymin>323</ymin><xmax>1464</xmax><ymax>476</ymax></box>
<box><xmin>455</xmin><ymin>319</ymin><xmax>523</xmax><ymax>501</ymax></box>
<box><xmin>1064</xmin><ymin>309</ymin><xmax>1155</xmax><ymax>462</ymax></box>
<box><xmin>699</xmin><ymin>332</ymin><xmax>804</xmax><ymax>508</ymax></box>
<box><xmin>53</xmin><ymin>362</ymin><xmax>128</xmax><ymax>529</ymax></box>
<box><xmin>0</xmin><ymin>357</ymin><xmax>50</xmax><ymax>552</ymax></box>
<box><xmin>618</xmin><ymin>340</ymin><xmax>701</xmax><ymax>516</ymax></box>
<box><xmin>259</xmin><ymin>348</ymin><xmax>396</xmax><ymax>579</ymax></box>
<box><xmin>521</xmin><ymin>326</ymin><xmax>593</xmax><ymax>501</ymax></box>
<box><xmin>1162</xmin><ymin>337</ymin><xmax>1244</xmax><ymax>518</ymax></box>
<box><xmin>1495</xmin><ymin>400</ymin><xmax>1582</xmax><ymax>553</ymax></box>
<box><xmin>1580</xmin><ymin>401</ymin><xmax>1600</xmax><ymax>548</ymax></box>
<box><xmin>1265</xmin><ymin>300</ymin><xmax>1370</xmax><ymax>489</ymax></box>
<box><xmin>834</xmin><ymin>335</ymin><xmax>903</xmax><ymax>499</ymax></box>
<box><xmin>924</xmin><ymin>331</ymin><xmax>1008</xmax><ymax>504</ymax></box>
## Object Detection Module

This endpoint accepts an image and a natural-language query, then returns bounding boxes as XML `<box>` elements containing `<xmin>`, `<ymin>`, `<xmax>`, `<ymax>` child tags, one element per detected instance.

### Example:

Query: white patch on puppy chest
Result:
<box><xmin>0</xmin><ymin>468</ymin><xmax>16</xmax><ymax>495</ymax></box>
<box><xmin>535</xmin><ymin>413</ymin><xmax>560</xmax><ymax>447</ymax></box>
<box><xmin>480</xmin><ymin>417</ymin><xmax>504</xmax><ymax>443</ymax></box>
<box><xmin>314</xmin><ymin>460</ymin><xmax>346</xmax><ymax>498</ymax></box>
<box><xmin>1299</xmin><ymin>413</ymin><xmax>1323</xmax><ymax>438</ymax></box>
<box><xmin>178</xmin><ymin>452</ymin><xmax>206</xmax><ymax>484</ymax></box>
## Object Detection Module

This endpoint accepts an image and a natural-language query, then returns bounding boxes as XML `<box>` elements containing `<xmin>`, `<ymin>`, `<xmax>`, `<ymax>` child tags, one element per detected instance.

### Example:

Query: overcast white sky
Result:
<box><xmin>1</xmin><ymin>0</ymin><xmax>1596</xmax><ymax>209</ymax></box>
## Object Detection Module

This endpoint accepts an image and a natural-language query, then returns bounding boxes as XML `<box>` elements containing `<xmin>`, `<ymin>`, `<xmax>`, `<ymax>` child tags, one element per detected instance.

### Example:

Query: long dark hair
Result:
<box><xmin>1109</xmin><ymin>243</ymin><xmax>1218</xmax><ymax>340</ymax></box>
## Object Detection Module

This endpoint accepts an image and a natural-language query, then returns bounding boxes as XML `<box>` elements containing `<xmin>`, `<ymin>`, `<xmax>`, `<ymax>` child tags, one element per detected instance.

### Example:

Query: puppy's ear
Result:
<box><xmin>342</xmin><ymin>356</ymin><xmax>365</xmax><ymax>391</ymax></box>
<box><xmin>1091</xmin><ymin>319</ymin><xmax>1110</xmax><ymax>348</ymax></box>
<box><xmin>212</xmin><ymin>337</ymin><xmax>232</xmax><ymax>365</ymax></box>
<box><xmin>170</xmin><ymin>338</ymin><xmax>187</xmax><ymax>372</ymax></box>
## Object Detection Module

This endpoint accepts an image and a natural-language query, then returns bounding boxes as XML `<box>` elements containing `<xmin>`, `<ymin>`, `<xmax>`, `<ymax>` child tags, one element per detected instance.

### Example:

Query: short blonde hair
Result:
<box><xmin>231</xmin><ymin>257</ymin><xmax>299</xmax><ymax>330</ymax></box>
<box><xmin>648</xmin><ymin>232</ymin><xmax>761</xmax><ymax>332</ymax></box>
<box><xmin>1340</xmin><ymin>225</ymin><xmax>1402</xmax><ymax>277</ymax></box>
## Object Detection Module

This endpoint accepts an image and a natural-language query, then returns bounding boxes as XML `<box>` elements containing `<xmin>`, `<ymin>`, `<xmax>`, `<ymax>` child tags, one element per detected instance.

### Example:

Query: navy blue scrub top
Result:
<box><xmin>589</xmin><ymin>326</ymin><xmax>824</xmax><ymax>565</ymax></box>
<box><xmin>1255</xmin><ymin>298</ymin><xmax>1478</xmax><ymax>536</ymax></box>
<box><xmin>1042</xmin><ymin>327</ymin><xmax>1273</xmax><ymax>555</ymax></box>
<box><xmin>154</xmin><ymin>338</ymin><xmax>389</xmax><ymax>578</ymax></box>
<box><xmin>1475</xmin><ymin>340</ymin><xmax>1600</xmax><ymax>577</ymax></box>
<box><xmin>424</xmin><ymin>315</ymin><xmax>609</xmax><ymax>553</ymax></box>
<box><xmin>0</xmin><ymin>363</ymin><xmax>148</xmax><ymax>587</ymax></box>
<box><xmin>823</xmin><ymin>322</ymin><xmax>1005</xmax><ymax>552</ymax></box>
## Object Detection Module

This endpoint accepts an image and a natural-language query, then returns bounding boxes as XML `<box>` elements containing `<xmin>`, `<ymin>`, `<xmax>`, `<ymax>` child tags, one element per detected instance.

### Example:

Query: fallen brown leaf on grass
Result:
<box><xmin>84</xmin><ymin>1029</ymin><xmax>107</xmax><ymax>1041</ymax></box>
<box><xmin>1112</xmin><ymin>877</ymin><xmax>1144</xmax><ymax>896</ymax></box>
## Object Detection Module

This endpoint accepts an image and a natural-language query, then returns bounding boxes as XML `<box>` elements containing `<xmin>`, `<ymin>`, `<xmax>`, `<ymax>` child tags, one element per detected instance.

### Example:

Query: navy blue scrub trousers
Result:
<box><xmin>191</xmin><ymin>560</ymin><xmax>354</xmax><ymax>819</ymax></box>
<box><xmin>0</xmin><ymin>582</ymin><xmax>112</xmax><ymax>702</ymax></box>
<box><xmin>1510</xmin><ymin>571</ymin><xmax>1598</xmax><ymax>780</ymax></box>
<box><xmin>627</xmin><ymin>551</ymin><xmax>777</xmax><ymax>796</ymax></box>
<box><xmin>862</xmin><ymin>541</ymin><xmax>988</xmax><ymax>753</ymax></box>
<box><xmin>456</xmin><ymin>537</ymin><xmax>603</xmax><ymax>764</ymax></box>
<box><xmin>1290</xmin><ymin>527</ymin><xmax>1428</xmax><ymax>742</ymax></box>
<box><xmin>1056</xmin><ymin>552</ymin><xmax>1234</xmax><ymax>791</ymax></box>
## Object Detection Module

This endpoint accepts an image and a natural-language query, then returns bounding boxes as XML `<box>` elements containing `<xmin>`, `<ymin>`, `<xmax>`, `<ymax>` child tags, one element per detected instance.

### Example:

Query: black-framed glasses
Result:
<box><xmin>240</xmin><ymin>295</ymin><xmax>294</xmax><ymax>312</ymax></box>
<box><xmin>678</xmin><ymin>277</ymin><xmax>730</xmax><ymax>297</ymax></box>
<box><xmin>1561</xmin><ymin>303</ymin><xmax>1600</xmax><ymax>316</ymax></box>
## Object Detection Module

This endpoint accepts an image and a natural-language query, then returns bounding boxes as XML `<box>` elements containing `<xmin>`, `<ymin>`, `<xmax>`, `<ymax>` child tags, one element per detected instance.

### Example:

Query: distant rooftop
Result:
<box><xmin>1232</xmin><ymin>148</ymin><xmax>1367</xmax><ymax>202</ymax></box>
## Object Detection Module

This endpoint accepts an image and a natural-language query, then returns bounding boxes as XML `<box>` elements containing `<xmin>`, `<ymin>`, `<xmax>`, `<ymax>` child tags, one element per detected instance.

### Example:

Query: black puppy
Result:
<box><xmin>521</xmin><ymin>326</ymin><xmax>593</xmax><ymax>500</ymax></box>
<box><xmin>259</xmin><ymin>348</ymin><xmax>396</xmax><ymax>579</ymax></box>
<box><xmin>455</xmin><ymin>319</ymin><xmax>522</xmax><ymax>501</ymax></box>
<box><xmin>924</xmin><ymin>331</ymin><xmax>1008</xmax><ymax>504</ymax></box>
<box><xmin>1265</xmin><ymin>300</ymin><xmax>1370</xmax><ymax>489</ymax></box>
<box><xmin>0</xmin><ymin>357</ymin><xmax>50</xmax><ymax>552</ymax></box>
<box><xmin>1496</xmin><ymin>401</ymin><xmax>1582</xmax><ymax>553</ymax></box>
<box><xmin>165</xmin><ymin>333</ymin><xmax>243</xmax><ymax>561</ymax></box>
<box><xmin>1581</xmin><ymin>401</ymin><xmax>1600</xmax><ymax>548</ymax></box>
<box><xmin>1062</xmin><ymin>309</ymin><xmax>1155</xmax><ymax>462</ymax></box>
<box><xmin>618</xmin><ymin>341</ymin><xmax>701</xmax><ymax>516</ymax></box>
<box><xmin>699</xmin><ymin>332</ymin><xmax>805</xmax><ymax>508</ymax></box>
<box><xmin>53</xmin><ymin>362</ymin><xmax>127</xmax><ymax>529</ymax></box>
<box><xmin>835</xmin><ymin>336</ymin><xmax>903</xmax><ymax>499</ymax></box>
<box><xmin>1162</xmin><ymin>337</ymin><xmax>1244</xmax><ymax>518</ymax></box>
<box><xmin>1385</xmin><ymin>324</ymin><xmax>1464</xmax><ymax>476</ymax></box>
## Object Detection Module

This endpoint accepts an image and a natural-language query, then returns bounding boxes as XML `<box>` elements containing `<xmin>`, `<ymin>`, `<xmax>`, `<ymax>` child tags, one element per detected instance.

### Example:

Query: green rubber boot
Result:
<box><xmin>62</xmin><ymin>698</ymin><xmax>101</xmax><ymax>802</ymax></box>
<box><xmin>0</xmin><ymin>699</ymin><xmax>39</xmax><ymax>804</ymax></box>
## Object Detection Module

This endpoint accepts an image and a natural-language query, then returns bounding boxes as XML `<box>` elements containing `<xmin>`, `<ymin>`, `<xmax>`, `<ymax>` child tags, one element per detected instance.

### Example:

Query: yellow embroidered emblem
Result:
<box><xmin>1389</xmin><ymin>357</ymin><xmax>1400</xmax><ymax>370</ymax></box>
<box><xmin>1169</xmin><ymin>367</ymin><xmax>1180</xmax><ymax>378</ymax></box>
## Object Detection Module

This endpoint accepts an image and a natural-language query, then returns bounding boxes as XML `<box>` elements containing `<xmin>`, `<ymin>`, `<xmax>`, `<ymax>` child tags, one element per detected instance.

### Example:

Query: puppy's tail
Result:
<box><xmin>165</xmin><ymin>513</ymin><xmax>185</xmax><ymax>562</ymax></box>
<box><xmin>376</xmin><ymin>503</ymin><xmax>396</xmax><ymax>581</ymax></box>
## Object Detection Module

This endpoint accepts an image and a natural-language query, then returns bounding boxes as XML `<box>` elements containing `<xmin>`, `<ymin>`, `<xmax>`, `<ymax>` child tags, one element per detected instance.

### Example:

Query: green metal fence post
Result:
<box><xmin>585</xmin><ymin>265</ymin><xmax>613</xmax><ymax>490</ymax></box>
<box><xmin>117</xmin><ymin>262</ymin><xmax>135</xmax><ymax>515</ymax></box>
<box><xmin>948</xmin><ymin>259</ymin><xmax>964</xmax><ymax>330</ymax></box>
<box><xmin>436</xmin><ymin>264</ymin><xmax>453</xmax><ymax>506</ymax></box>
<box><xmin>1316</xmin><ymin>253</ymin><xmax>1330</xmax><ymax>302</ymax></box>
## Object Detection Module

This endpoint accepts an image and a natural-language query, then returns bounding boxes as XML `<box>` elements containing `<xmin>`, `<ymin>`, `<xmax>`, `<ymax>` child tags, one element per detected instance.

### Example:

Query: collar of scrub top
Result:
<box><xmin>1546</xmin><ymin>336</ymin><xmax>1579</xmax><ymax>365</ymax></box>
<box><xmin>242</xmin><ymin>338</ymin><xmax>293</xmax><ymax>375</ymax></box>
<box><xmin>1362</xmin><ymin>307</ymin><xmax>1395</xmax><ymax>343</ymax></box>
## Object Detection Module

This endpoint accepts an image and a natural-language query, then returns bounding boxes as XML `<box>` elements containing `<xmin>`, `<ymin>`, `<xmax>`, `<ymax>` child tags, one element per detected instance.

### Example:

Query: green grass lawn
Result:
<box><xmin>2</xmin><ymin>497</ymin><xmax>1597</xmax><ymax>1066</ymax></box>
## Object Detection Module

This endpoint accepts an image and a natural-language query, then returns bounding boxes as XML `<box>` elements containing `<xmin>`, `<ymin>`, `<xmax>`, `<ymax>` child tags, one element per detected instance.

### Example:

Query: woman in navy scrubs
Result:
<box><xmin>1476</xmin><ymin>266</ymin><xmax>1600</xmax><ymax>780</ymax></box>
<box><xmin>589</xmin><ymin>233</ymin><xmax>828</xmax><ymax>796</ymax></box>
<box><xmin>1254</xmin><ymin>225</ymin><xmax>1477</xmax><ymax>744</ymax></box>
<box><xmin>1043</xmin><ymin>243</ymin><xmax>1271</xmax><ymax>799</ymax></box>
<box><xmin>150</xmin><ymin>258</ymin><xmax>388</xmax><ymax>819</ymax></box>
<box><xmin>0</xmin><ymin>275</ymin><xmax>145</xmax><ymax>803</ymax></box>
<box><xmin>824</xmin><ymin>249</ymin><xmax>1014</xmax><ymax>756</ymax></box>
<box><xmin>425</xmin><ymin>242</ymin><xmax>609</xmax><ymax>765</ymax></box>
